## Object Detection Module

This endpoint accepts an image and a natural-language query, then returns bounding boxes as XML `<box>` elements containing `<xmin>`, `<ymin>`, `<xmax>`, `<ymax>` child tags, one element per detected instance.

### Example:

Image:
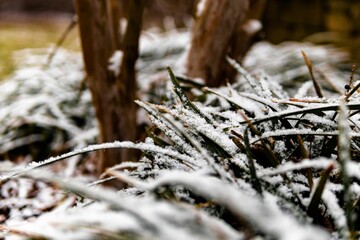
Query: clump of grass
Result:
<box><xmin>2</xmin><ymin>54</ymin><xmax>360</xmax><ymax>239</ymax></box>
<box><xmin>0</xmin><ymin>31</ymin><xmax>358</xmax><ymax>239</ymax></box>
<box><xmin>0</xmin><ymin>48</ymin><xmax>94</xmax><ymax>167</ymax></box>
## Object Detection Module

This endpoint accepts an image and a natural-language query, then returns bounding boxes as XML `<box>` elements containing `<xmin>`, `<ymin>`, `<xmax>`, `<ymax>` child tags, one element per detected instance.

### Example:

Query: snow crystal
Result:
<box><xmin>108</xmin><ymin>50</ymin><xmax>123</xmax><ymax>76</ymax></box>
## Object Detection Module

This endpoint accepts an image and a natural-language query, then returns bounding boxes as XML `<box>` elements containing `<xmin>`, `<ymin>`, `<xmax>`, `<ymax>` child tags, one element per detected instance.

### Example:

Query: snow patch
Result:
<box><xmin>108</xmin><ymin>50</ymin><xmax>123</xmax><ymax>76</ymax></box>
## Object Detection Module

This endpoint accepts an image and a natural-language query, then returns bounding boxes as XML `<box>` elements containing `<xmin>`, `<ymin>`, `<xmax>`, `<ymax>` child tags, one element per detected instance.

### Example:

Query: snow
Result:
<box><xmin>1</xmin><ymin>177</ymin><xmax>64</xmax><ymax>227</ymax></box>
<box><xmin>242</xmin><ymin>20</ymin><xmax>262</xmax><ymax>36</ymax></box>
<box><xmin>108</xmin><ymin>50</ymin><xmax>123</xmax><ymax>76</ymax></box>
<box><xmin>171</xmin><ymin>107</ymin><xmax>238</xmax><ymax>156</ymax></box>
<box><xmin>136</xmin><ymin>100</ymin><xmax>205</xmax><ymax>167</ymax></box>
<box><xmin>204</xmin><ymin>87</ymin><xmax>264</xmax><ymax>117</ymax></box>
<box><xmin>338</xmin><ymin>103</ymin><xmax>351</xmax><ymax>165</ymax></box>
<box><xmin>196</xmin><ymin>0</ymin><xmax>208</xmax><ymax>17</ymax></box>
<box><xmin>60</xmin><ymin>169</ymin><xmax>330</xmax><ymax>239</ymax></box>
<box><xmin>345</xmin><ymin>161</ymin><xmax>360</xmax><ymax>180</ymax></box>
<box><xmin>249</xmin><ymin>102</ymin><xmax>360</xmax><ymax>125</ymax></box>
<box><xmin>257</xmin><ymin>129</ymin><xmax>360</xmax><ymax>141</ymax></box>
<box><xmin>0</xmin><ymin>48</ymin><xmax>95</xmax><ymax>165</ymax></box>
<box><xmin>259</xmin><ymin>158</ymin><xmax>335</xmax><ymax>177</ymax></box>
<box><xmin>6</xmin><ymin>171</ymin><xmax>243</xmax><ymax>240</ymax></box>
<box><xmin>294</xmin><ymin>81</ymin><xmax>314</xmax><ymax>98</ymax></box>
<box><xmin>120</xmin><ymin>18</ymin><xmax>128</xmax><ymax>37</ymax></box>
<box><xmin>240</xmin><ymin>92</ymin><xmax>280</xmax><ymax>111</ymax></box>
<box><xmin>0</xmin><ymin>141</ymin><xmax>198</xmax><ymax>182</ymax></box>
<box><xmin>147</xmin><ymin>171</ymin><xmax>330</xmax><ymax>240</ymax></box>
<box><xmin>322</xmin><ymin>189</ymin><xmax>349</xmax><ymax>238</ymax></box>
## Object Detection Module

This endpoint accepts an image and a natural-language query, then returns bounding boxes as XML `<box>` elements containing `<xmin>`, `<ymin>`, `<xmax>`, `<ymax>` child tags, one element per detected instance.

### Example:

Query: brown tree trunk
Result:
<box><xmin>230</xmin><ymin>0</ymin><xmax>266</xmax><ymax>62</ymax></box>
<box><xmin>74</xmin><ymin>0</ymin><xmax>144</xmax><ymax>173</ymax></box>
<box><xmin>186</xmin><ymin>0</ymin><xmax>249</xmax><ymax>87</ymax></box>
<box><xmin>225</xmin><ymin>0</ymin><xmax>266</xmax><ymax>81</ymax></box>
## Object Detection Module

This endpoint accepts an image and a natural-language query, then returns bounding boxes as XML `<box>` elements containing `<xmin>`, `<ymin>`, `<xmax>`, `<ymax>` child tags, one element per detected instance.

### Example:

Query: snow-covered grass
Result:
<box><xmin>1</xmin><ymin>30</ymin><xmax>360</xmax><ymax>239</ymax></box>
<box><xmin>0</xmin><ymin>49</ymin><xmax>96</xmax><ymax>179</ymax></box>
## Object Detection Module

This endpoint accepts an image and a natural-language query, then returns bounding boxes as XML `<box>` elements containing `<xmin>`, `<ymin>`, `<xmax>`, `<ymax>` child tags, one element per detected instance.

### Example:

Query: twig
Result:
<box><xmin>45</xmin><ymin>15</ymin><xmax>78</xmax><ymax>67</ymax></box>
<box><xmin>345</xmin><ymin>77</ymin><xmax>360</xmax><ymax>101</ymax></box>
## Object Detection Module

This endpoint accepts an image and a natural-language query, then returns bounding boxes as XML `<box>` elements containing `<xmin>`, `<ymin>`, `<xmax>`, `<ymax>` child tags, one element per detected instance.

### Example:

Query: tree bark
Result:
<box><xmin>74</xmin><ymin>0</ymin><xmax>144</xmax><ymax>173</ymax></box>
<box><xmin>186</xmin><ymin>0</ymin><xmax>249</xmax><ymax>87</ymax></box>
<box><xmin>229</xmin><ymin>0</ymin><xmax>266</xmax><ymax>62</ymax></box>
<box><xmin>225</xmin><ymin>0</ymin><xmax>266</xmax><ymax>81</ymax></box>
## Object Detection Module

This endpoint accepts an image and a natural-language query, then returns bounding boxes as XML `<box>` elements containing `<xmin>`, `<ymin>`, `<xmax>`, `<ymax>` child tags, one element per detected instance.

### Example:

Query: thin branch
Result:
<box><xmin>45</xmin><ymin>15</ymin><xmax>78</xmax><ymax>67</ymax></box>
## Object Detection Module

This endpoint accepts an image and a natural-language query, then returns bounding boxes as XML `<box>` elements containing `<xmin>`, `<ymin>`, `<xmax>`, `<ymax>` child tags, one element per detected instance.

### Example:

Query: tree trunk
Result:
<box><xmin>229</xmin><ymin>0</ymin><xmax>266</xmax><ymax>62</ymax></box>
<box><xmin>74</xmin><ymin>0</ymin><xmax>144</xmax><ymax>173</ymax></box>
<box><xmin>186</xmin><ymin>0</ymin><xmax>248</xmax><ymax>87</ymax></box>
<box><xmin>225</xmin><ymin>0</ymin><xmax>266</xmax><ymax>81</ymax></box>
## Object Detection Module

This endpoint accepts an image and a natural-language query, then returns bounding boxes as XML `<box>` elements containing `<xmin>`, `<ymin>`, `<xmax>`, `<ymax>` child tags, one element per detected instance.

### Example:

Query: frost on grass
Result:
<box><xmin>5</xmin><ymin>176</ymin><xmax>242</xmax><ymax>240</ymax></box>
<box><xmin>0</xmin><ymin>49</ymin><xmax>96</xmax><ymax>163</ymax></box>
<box><xmin>1</xmin><ymin>32</ymin><xmax>359</xmax><ymax>239</ymax></box>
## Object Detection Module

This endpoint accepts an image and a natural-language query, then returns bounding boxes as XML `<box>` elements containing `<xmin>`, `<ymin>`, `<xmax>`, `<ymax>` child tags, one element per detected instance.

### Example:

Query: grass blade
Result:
<box><xmin>307</xmin><ymin>164</ymin><xmax>334</xmax><ymax>220</ymax></box>
<box><xmin>243</xmin><ymin>126</ymin><xmax>263</xmax><ymax>195</ymax></box>
<box><xmin>248</xmin><ymin>103</ymin><xmax>360</xmax><ymax>125</ymax></box>
<box><xmin>167</xmin><ymin>67</ymin><xmax>212</xmax><ymax>123</ymax></box>
<box><xmin>338</xmin><ymin>102</ymin><xmax>355</xmax><ymax>237</ymax></box>
<box><xmin>301</xmin><ymin>51</ymin><xmax>324</xmax><ymax>98</ymax></box>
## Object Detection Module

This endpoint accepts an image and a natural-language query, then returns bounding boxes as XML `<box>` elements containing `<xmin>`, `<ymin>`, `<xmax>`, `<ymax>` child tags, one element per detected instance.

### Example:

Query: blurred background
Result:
<box><xmin>0</xmin><ymin>0</ymin><xmax>359</xmax><ymax>79</ymax></box>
